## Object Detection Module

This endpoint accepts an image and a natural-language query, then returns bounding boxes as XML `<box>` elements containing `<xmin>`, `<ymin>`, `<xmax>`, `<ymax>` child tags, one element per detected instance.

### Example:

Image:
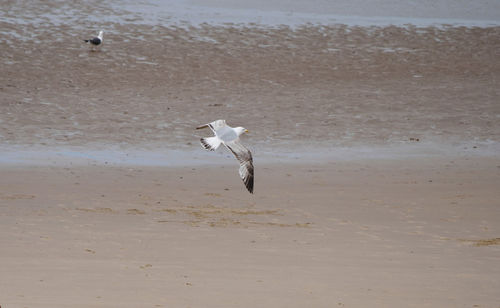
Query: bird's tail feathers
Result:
<box><xmin>200</xmin><ymin>137</ymin><xmax>221</xmax><ymax>151</ymax></box>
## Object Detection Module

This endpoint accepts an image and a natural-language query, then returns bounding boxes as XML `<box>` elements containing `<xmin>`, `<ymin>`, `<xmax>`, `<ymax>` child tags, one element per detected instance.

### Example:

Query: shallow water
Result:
<box><xmin>2</xmin><ymin>0</ymin><xmax>500</xmax><ymax>30</ymax></box>
<box><xmin>1</xmin><ymin>140</ymin><xmax>498</xmax><ymax>166</ymax></box>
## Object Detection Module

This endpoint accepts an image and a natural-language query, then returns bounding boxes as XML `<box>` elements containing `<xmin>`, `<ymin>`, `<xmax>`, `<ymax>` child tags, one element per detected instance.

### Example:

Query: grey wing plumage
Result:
<box><xmin>225</xmin><ymin>140</ymin><xmax>254</xmax><ymax>194</ymax></box>
<box><xmin>209</xmin><ymin>119</ymin><xmax>226</xmax><ymax>130</ymax></box>
<box><xmin>196</xmin><ymin>119</ymin><xmax>227</xmax><ymax>134</ymax></box>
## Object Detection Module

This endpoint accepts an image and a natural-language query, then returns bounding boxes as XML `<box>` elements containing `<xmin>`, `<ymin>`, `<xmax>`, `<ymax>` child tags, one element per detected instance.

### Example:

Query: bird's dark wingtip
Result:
<box><xmin>245</xmin><ymin>177</ymin><xmax>254</xmax><ymax>194</ymax></box>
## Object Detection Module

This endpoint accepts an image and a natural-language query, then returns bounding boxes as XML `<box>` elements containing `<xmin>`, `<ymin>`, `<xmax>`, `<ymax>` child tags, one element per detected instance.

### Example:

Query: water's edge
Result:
<box><xmin>1</xmin><ymin>141</ymin><xmax>498</xmax><ymax>167</ymax></box>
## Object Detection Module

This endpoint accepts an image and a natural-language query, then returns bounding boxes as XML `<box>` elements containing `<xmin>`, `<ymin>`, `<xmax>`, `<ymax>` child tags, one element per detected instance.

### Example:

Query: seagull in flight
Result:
<box><xmin>84</xmin><ymin>30</ymin><xmax>103</xmax><ymax>49</ymax></box>
<box><xmin>197</xmin><ymin>119</ymin><xmax>254</xmax><ymax>194</ymax></box>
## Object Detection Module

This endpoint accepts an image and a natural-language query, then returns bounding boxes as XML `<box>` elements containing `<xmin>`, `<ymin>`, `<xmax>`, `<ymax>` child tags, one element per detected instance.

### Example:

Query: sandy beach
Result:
<box><xmin>1</xmin><ymin>158</ymin><xmax>500</xmax><ymax>307</ymax></box>
<box><xmin>1</xmin><ymin>0</ymin><xmax>500</xmax><ymax>307</ymax></box>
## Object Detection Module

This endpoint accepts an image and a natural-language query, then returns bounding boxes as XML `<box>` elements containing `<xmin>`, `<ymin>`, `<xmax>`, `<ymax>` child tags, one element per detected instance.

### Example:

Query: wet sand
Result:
<box><xmin>1</xmin><ymin>1</ymin><xmax>500</xmax><ymax>307</ymax></box>
<box><xmin>1</xmin><ymin>2</ymin><xmax>500</xmax><ymax>151</ymax></box>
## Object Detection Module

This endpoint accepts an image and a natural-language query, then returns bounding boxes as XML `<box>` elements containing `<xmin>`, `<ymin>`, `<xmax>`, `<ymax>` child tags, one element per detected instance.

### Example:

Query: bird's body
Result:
<box><xmin>86</xmin><ymin>37</ymin><xmax>102</xmax><ymax>45</ymax></box>
<box><xmin>197</xmin><ymin>120</ymin><xmax>254</xmax><ymax>194</ymax></box>
<box><xmin>84</xmin><ymin>30</ymin><xmax>103</xmax><ymax>49</ymax></box>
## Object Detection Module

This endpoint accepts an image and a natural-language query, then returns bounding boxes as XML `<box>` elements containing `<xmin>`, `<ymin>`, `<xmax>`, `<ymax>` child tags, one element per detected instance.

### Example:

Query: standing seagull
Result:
<box><xmin>197</xmin><ymin>119</ymin><xmax>254</xmax><ymax>194</ymax></box>
<box><xmin>84</xmin><ymin>30</ymin><xmax>103</xmax><ymax>50</ymax></box>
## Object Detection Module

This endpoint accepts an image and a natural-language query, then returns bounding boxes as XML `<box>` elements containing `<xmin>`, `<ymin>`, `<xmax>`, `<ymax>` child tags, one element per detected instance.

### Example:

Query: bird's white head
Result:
<box><xmin>98</xmin><ymin>31</ymin><xmax>104</xmax><ymax>39</ymax></box>
<box><xmin>235</xmin><ymin>127</ymin><xmax>249</xmax><ymax>136</ymax></box>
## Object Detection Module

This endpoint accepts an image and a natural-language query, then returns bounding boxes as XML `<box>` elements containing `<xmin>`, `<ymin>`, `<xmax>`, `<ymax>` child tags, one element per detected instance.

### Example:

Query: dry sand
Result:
<box><xmin>1</xmin><ymin>1</ymin><xmax>500</xmax><ymax>307</ymax></box>
<box><xmin>1</xmin><ymin>158</ymin><xmax>500</xmax><ymax>307</ymax></box>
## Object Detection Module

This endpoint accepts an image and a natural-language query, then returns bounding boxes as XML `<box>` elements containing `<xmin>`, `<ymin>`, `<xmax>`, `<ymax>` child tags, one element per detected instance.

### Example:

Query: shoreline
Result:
<box><xmin>1</xmin><ymin>140</ymin><xmax>499</xmax><ymax>167</ymax></box>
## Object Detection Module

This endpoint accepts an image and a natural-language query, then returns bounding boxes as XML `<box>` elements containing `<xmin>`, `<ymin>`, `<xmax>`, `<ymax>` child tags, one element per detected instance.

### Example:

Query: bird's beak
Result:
<box><xmin>196</xmin><ymin>124</ymin><xmax>208</xmax><ymax>130</ymax></box>
<box><xmin>245</xmin><ymin>129</ymin><xmax>249</xmax><ymax>133</ymax></box>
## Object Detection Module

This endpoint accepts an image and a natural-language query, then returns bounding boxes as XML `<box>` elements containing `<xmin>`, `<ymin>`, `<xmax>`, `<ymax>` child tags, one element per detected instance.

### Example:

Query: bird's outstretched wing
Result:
<box><xmin>224</xmin><ymin>140</ymin><xmax>254</xmax><ymax>194</ymax></box>
<box><xmin>196</xmin><ymin>119</ymin><xmax>226</xmax><ymax>134</ymax></box>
